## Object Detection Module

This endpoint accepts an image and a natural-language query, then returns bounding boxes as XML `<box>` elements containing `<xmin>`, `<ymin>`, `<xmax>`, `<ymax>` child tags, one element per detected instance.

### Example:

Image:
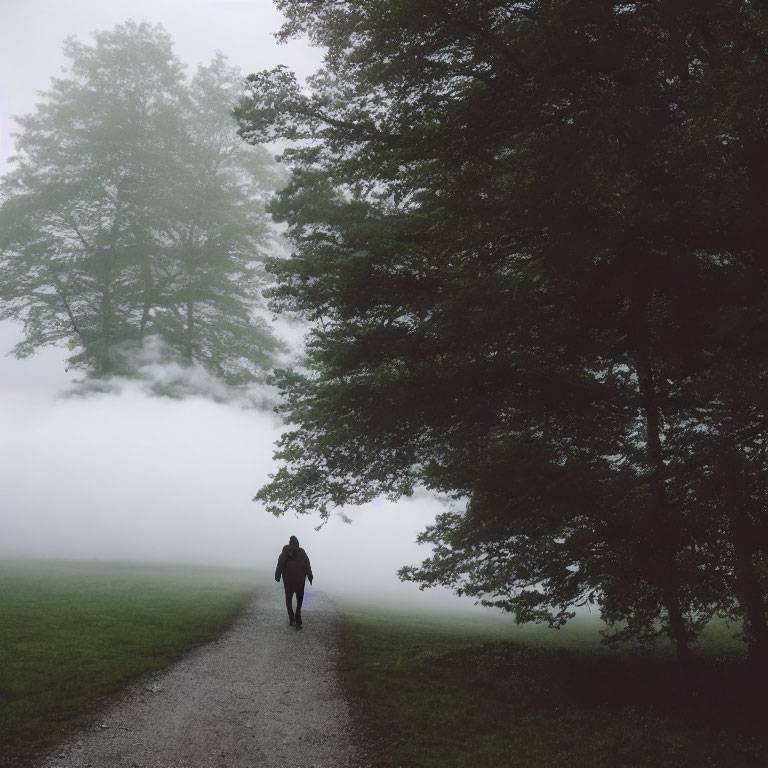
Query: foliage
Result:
<box><xmin>239</xmin><ymin>1</ymin><xmax>768</xmax><ymax>658</ymax></box>
<box><xmin>0</xmin><ymin>21</ymin><xmax>284</xmax><ymax>386</ymax></box>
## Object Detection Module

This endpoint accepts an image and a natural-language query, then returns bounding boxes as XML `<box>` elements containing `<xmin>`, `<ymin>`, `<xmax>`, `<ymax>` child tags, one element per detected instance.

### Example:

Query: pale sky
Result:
<box><xmin>0</xmin><ymin>2</ymin><xmax>490</xmax><ymax>614</ymax></box>
<box><xmin>0</xmin><ymin>0</ymin><xmax>324</xmax><ymax>172</ymax></box>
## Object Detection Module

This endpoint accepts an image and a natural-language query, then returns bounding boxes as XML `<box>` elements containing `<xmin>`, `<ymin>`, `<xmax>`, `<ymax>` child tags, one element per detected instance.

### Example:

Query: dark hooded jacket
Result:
<box><xmin>275</xmin><ymin>543</ymin><xmax>313</xmax><ymax>587</ymax></box>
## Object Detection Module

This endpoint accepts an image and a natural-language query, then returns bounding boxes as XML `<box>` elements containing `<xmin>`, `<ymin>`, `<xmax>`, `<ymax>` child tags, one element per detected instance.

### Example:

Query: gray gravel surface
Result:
<box><xmin>37</xmin><ymin>588</ymin><xmax>366</xmax><ymax>768</ymax></box>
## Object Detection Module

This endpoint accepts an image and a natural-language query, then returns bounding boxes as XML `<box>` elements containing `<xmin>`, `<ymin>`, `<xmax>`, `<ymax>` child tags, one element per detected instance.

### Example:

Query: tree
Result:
<box><xmin>239</xmin><ymin>1</ymin><xmax>768</xmax><ymax>660</ymax></box>
<box><xmin>148</xmin><ymin>53</ymin><xmax>286</xmax><ymax>385</ymax></box>
<box><xmin>0</xmin><ymin>21</ymin><xmax>284</xmax><ymax>386</ymax></box>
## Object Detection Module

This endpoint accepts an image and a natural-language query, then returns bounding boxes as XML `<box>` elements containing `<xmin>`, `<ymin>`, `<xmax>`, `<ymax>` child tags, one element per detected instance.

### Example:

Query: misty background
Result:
<box><xmin>0</xmin><ymin>1</ymin><xmax>480</xmax><ymax>612</ymax></box>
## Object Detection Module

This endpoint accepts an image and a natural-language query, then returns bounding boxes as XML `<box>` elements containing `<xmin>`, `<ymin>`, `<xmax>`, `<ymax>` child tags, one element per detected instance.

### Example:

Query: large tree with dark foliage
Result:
<box><xmin>239</xmin><ymin>0</ymin><xmax>768</xmax><ymax>663</ymax></box>
<box><xmin>0</xmin><ymin>21</ymin><xmax>283</xmax><ymax>386</ymax></box>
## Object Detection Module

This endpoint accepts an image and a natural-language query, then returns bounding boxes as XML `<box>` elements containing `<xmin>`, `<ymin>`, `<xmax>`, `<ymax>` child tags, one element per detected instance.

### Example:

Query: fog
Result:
<box><xmin>0</xmin><ymin>3</ymin><xmax>491</xmax><ymax>615</ymax></box>
<box><xmin>0</xmin><ymin>314</ymin><xmax>478</xmax><ymax>610</ymax></box>
<box><xmin>0</xmin><ymin>0</ymin><xmax>323</xmax><ymax>174</ymax></box>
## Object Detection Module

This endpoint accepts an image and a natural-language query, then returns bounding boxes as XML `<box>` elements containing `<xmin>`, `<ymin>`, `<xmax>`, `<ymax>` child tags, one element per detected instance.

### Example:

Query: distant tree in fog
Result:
<box><xmin>0</xmin><ymin>21</ymin><xmax>284</xmax><ymax>386</ymax></box>
<box><xmin>239</xmin><ymin>0</ymin><xmax>768</xmax><ymax>666</ymax></box>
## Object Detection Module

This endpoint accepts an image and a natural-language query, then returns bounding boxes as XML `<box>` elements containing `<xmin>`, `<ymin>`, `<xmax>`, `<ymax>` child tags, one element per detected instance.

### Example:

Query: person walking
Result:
<box><xmin>275</xmin><ymin>535</ymin><xmax>313</xmax><ymax>628</ymax></box>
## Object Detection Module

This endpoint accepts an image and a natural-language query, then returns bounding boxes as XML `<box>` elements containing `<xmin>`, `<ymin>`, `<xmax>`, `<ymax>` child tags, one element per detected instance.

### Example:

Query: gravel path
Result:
<box><xmin>38</xmin><ymin>588</ymin><xmax>365</xmax><ymax>768</ymax></box>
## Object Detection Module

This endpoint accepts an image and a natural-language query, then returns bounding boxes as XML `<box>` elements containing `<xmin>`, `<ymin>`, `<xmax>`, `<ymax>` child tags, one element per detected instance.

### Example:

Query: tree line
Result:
<box><xmin>236</xmin><ymin>0</ymin><xmax>768</xmax><ymax>667</ymax></box>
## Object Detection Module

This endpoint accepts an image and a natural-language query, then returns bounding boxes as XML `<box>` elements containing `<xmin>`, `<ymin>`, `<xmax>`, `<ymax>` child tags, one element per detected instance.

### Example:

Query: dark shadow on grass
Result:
<box><xmin>341</xmin><ymin>621</ymin><xmax>768</xmax><ymax>768</ymax></box>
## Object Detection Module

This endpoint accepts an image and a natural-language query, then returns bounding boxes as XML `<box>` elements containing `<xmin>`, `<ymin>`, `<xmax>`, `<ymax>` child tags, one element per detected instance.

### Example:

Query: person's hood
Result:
<box><xmin>286</xmin><ymin>543</ymin><xmax>299</xmax><ymax>553</ymax></box>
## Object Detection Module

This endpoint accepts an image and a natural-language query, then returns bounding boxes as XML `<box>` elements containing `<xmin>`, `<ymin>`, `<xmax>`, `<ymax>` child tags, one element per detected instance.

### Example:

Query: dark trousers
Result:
<box><xmin>284</xmin><ymin>581</ymin><xmax>305</xmax><ymax>621</ymax></box>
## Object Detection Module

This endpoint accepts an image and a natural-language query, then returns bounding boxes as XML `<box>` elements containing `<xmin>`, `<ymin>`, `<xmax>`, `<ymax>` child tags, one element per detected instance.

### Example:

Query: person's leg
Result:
<box><xmin>283</xmin><ymin>584</ymin><xmax>295</xmax><ymax>624</ymax></box>
<box><xmin>295</xmin><ymin>584</ymin><xmax>305</xmax><ymax>626</ymax></box>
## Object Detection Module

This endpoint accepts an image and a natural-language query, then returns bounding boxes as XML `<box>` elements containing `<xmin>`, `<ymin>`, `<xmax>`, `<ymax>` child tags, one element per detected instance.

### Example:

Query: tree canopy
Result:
<box><xmin>238</xmin><ymin>0</ymin><xmax>768</xmax><ymax>662</ymax></box>
<box><xmin>0</xmin><ymin>21</ymin><xmax>285</xmax><ymax>388</ymax></box>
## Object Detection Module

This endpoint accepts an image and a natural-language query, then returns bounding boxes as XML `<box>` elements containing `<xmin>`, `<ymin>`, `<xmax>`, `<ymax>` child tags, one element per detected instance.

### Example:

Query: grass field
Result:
<box><xmin>0</xmin><ymin>558</ymin><xmax>258</xmax><ymax>764</ymax></box>
<box><xmin>4</xmin><ymin>560</ymin><xmax>765</xmax><ymax>768</ymax></box>
<box><xmin>340</xmin><ymin>604</ymin><xmax>766</xmax><ymax>768</ymax></box>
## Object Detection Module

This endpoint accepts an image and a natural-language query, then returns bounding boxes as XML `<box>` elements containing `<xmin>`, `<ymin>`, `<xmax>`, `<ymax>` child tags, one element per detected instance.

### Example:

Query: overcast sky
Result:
<box><xmin>0</xmin><ymin>1</ymin><xmax>486</xmax><ymax>613</ymax></box>
<box><xmin>0</xmin><ymin>0</ymin><xmax>324</xmax><ymax>172</ymax></box>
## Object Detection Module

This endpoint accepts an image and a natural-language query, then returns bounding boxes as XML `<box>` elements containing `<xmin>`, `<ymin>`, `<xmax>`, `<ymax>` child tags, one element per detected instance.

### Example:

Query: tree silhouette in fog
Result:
<box><xmin>0</xmin><ymin>21</ymin><xmax>284</xmax><ymax>387</ymax></box>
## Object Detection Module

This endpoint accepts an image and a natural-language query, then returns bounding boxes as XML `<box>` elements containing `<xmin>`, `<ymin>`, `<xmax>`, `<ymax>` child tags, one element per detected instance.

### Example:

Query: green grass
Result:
<box><xmin>0</xmin><ymin>558</ymin><xmax>259</xmax><ymax>764</ymax></box>
<box><xmin>340</xmin><ymin>604</ymin><xmax>765</xmax><ymax>768</ymax></box>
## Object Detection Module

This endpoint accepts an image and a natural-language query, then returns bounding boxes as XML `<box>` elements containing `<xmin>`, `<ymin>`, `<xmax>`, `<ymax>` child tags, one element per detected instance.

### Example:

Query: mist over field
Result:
<box><xmin>0</xmin><ymin>319</ymin><xmax>480</xmax><ymax>612</ymax></box>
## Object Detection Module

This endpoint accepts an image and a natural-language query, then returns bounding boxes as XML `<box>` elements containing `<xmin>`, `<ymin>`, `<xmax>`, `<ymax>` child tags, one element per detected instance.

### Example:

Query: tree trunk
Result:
<box><xmin>139</xmin><ymin>253</ymin><xmax>154</xmax><ymax>341</ymax></box>
<box><xmin>731</xmin><ymin>506</ymin><xmax>768</xmax><ymax>670</ymax></box>
<box><xmin>50</xmin><ymin>267</ymin><xmax>86</xmax><ymax>349</ymax></box>
<box><xmin>632</xmin><ymin>303</ymin><xmax>692</xmax><ymax>665</ymax></box>
<box><xmin>185</xmin><ymin>299</ymin><xmax>194</xmax><ymax>361</ymax></box>
<box><xmin>98</xmin><ymin>273</ymin><xmax>114</xmax><ymax>377</ymax></box>
<box><xmin>97</xmin><ymin>197</ymin><xmax>122</xmax><ymax>376</ymax></box>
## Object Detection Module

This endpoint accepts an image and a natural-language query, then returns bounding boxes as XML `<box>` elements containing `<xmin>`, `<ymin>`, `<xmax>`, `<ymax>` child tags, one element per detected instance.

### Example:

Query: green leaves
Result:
<box><xmin>0</xmin><ymin>22</ymin><xmax>284</xmax><ymax>390</ymax></box>
<box><xmin>241</xmin><ymin>1</ymin><xmax>768</xmax><ymax>656</ymax></box>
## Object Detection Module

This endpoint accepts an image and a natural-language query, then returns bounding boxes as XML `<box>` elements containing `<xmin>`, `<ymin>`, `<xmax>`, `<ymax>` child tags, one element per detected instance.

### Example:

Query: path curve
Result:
<box><xmin>38</xmin><ymin>587</ymin><xmax>364</xmax><ymax>768</ymax></box>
